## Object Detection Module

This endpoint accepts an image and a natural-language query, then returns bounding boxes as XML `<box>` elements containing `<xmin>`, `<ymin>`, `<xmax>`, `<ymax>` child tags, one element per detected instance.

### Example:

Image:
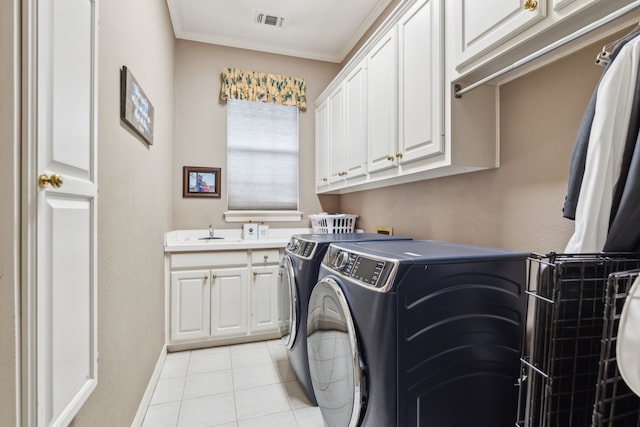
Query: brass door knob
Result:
<box><xmin>396</xmin><ymin>152</ymin><xmax>404</xmax><ymax>159</ymax></box>
<box><xmin>203</xmin><ymin>275</ymin><xmax>209</xmax><ymax>280</ymax></box>
<box><xmin>523</xmin><ymin>0</ymin><xmax>538</xmax><ymax>11</ymax></box>
<box><xmin>387</xmin><ymin>155</ymin><xmax>395</xmax><ymax>161</ymax></box>
<box><xmin>38</xmin><ymin>173</ymin><xmax>64</xmax><ymax>189</ymax></box>
<box><xmin>264</xmin><ymin>255</ymin><xmax>269</xmax><ymax>261</ymax></box>
<box><xmin>253</xmin><ymin>271</ymin><xmax>258</xmax><ymax>277</ymax></box>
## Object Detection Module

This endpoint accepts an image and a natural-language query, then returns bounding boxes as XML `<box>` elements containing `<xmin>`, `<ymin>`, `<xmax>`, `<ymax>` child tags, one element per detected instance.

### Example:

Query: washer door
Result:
<box><xmin>278</xmin><ymin>255</ymin><xmax>298</xmax><ymax>348</ymax></box>
<box><xmin>307</xmin><ymin>278</ymin><xmax>364</xmax><ymax>427</ymax></box>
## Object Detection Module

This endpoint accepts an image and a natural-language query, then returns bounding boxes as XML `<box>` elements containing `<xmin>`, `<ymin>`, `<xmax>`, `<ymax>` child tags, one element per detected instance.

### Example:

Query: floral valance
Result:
<box><xmin>220</xmin><ymin>68</ymin><xmax>307</xmax><ymax>110</ymax></box>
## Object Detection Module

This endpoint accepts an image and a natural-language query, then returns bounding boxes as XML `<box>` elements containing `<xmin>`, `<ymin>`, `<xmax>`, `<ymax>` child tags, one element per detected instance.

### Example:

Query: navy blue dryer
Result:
<box><xmin>306</xmin><ymin>240</ymin><xmax>528</xmax><ymax>427</ymax></box>
<box><xmin>277</xmin><ymin>233</ymin><xmax>411</xmax><ymax>405</ymax></box>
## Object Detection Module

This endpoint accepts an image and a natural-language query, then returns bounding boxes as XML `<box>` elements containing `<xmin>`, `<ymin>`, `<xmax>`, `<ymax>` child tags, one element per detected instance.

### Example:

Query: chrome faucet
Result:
<box><xmin>209</xmin><ymin>224</ymin><xmax>214</xmax><ymax>238</ymax></box>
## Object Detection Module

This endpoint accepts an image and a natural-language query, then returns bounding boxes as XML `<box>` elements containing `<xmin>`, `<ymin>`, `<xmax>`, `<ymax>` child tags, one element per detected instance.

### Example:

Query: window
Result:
<box><xmin>225</xmin><ymin>99</ymin><xmax>300</xmax><ymax>222</ymax></box>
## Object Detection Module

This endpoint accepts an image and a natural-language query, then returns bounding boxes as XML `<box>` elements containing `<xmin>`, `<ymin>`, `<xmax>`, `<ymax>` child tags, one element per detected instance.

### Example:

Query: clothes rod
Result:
<box><xmin>455</xmin><ymin>0</ymin><xmax>640</xmax><ymax>98</ymax></box>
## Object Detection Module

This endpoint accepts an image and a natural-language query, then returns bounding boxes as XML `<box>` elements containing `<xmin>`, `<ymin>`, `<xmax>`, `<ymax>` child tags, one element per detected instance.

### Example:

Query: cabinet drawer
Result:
<box><xmin>251</xmin><ymin>249</ymin><xmax>281</xmax><ymax>265</ymax></box>
<box><xmin>171</xmin><ymin>251</ymin><xmax>248</xmax><ymax>269</ymax></box>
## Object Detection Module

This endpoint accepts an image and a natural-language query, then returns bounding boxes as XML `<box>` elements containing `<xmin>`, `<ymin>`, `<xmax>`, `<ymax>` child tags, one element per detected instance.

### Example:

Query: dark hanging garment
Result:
<box><xmin>603</xmin><ymin>130</ymin><xmax>640</xmax><ymax>252</ymax></box>
<box><xmin>563</xmin><ymin>34</ymin><xmax>639</xmax><ymax>220</ymax></box>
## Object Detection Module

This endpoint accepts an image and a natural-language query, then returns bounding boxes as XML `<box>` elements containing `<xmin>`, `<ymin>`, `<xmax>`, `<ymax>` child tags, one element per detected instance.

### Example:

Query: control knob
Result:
<box><xmin>334</xmin><ymin>251</ymin><xmax>350</xmax><ymax>270</ymax></box>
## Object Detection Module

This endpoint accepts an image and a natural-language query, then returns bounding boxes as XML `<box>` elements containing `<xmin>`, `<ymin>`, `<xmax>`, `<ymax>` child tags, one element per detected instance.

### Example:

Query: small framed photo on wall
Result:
<box><xmin>183</xmin><ymin>166</ymin><xmax>221</xmax><ymax>198</ymax></box>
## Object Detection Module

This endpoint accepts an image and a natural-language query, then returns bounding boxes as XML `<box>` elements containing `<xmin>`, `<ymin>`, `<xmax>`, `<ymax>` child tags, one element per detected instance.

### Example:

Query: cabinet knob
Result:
<box><xmin>38</xmin><ymin>173</ymin><xmax>64</xmax><ymax>189</ymax></box>
<box><xmin>523</xmin><ymin>0</ymin><xmax>538</xmax><ymax>11</ymax></box>
<box><xmin>264</xmin><ymin>255</ymin><xmax>269</xmax><ymax>261</ymax></box>
<box><xmin>253</xmin><ymin>271</ymin><xmax>258</xmax><ymax>277</ymax></box>
<box><xmin>322</xmin><ymin>177</ymin><xmax>328</xmax><ymax>182</ymax></box>
<box><xmin>396</xmin><ymin>152</ymin><xmax>403</xmax><ymax>159</ymax></box>
<box><xmin>203</xmin><ymin>275</ymin><xmax>209</xmax><ymax>280</ymax></box>
<box><xmin>211</xmin><ymin>274</ymin><xmax>217</xmax><ymax>280</ymax></box>
<box><xmin>387</xmin><ymin>155</ymin><xmax>395</xmax><ymax>161</ymax></box>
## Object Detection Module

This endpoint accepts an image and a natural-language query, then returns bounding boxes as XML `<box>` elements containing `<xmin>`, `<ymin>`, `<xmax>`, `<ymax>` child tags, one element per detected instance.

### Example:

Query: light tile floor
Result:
<box><xmin>142</xmin><ymin>340</ymin><xmax>326</xmax><ymax>427</ymax></box>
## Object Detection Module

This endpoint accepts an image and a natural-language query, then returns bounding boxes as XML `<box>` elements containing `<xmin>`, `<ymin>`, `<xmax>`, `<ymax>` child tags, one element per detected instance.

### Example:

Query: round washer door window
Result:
<box><xmin>277</xmin><ymin>255</ymin><xmax>298</xmax><ymax>349</ymax></box>
<box><xmin>307</xmin><ymin>278</ymin><xmax>363</xmax><ymax>427</ymax></box>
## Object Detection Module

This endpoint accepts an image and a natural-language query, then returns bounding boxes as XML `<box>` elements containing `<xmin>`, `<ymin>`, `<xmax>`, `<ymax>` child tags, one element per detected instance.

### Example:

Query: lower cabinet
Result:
<box><xmin>210</xmin><ymin>267</ymin><xmax>249</xmax><ymax>339</ymax></box>
<box><xmin>168</xmin><ymin>248</ymin><xmax>282</xmax><ymax>348</ymax></box>
<box><xmin>170</xmin><ymin>269</ymin><xmax>211</xmax><ymax>342</ymax></box>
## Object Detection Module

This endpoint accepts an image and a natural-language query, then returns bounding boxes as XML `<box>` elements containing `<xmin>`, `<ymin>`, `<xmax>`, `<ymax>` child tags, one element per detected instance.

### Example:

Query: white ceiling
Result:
<box><xmin>166</xmin><ymin>0</ymin><xmax>394</xmax><ymax>63</ymax></box>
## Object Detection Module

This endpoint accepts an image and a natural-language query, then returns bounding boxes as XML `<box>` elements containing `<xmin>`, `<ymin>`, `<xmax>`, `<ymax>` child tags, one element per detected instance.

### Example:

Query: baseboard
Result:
<box><xmin>130</xmin><ymin>344</ymin><xmax>168</xmax><ymax>427</ymax></box>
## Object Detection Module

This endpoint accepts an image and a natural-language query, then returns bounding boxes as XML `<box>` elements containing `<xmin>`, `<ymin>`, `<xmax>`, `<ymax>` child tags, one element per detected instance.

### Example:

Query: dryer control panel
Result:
<box><xmin>323</xmin><ymin>245</ymin><xmax>397</xmax><ymax>291</ymax></box>
<box><xmin>286</xmin><ymin>237</ymin><xmax>317</xmax><ymax>259</ymax></box>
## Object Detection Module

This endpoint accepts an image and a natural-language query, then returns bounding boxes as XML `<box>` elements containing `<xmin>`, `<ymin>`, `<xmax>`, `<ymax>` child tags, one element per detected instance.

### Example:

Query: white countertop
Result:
<box><xmin>164</xmin><ymin>228</ymin><xmax>312</xmax><ymax>252</ymax></box>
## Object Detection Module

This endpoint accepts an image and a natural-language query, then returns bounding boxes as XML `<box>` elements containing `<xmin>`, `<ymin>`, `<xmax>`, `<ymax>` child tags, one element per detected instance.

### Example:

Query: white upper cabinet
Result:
<box><xmin>452</xmin><ymin>0</ymin><xmax>638</xmax><ymax>75</ymax></box>
<box><xmin>398</xmin><ymin>0</ymin><xmax>443</xmax><ymax>164</ymax></box>
<box><xmin>343</xmin><ymin>60</ymin><xmax>368</xmax><ymax>181</ymax></box>
<box><xmin>314</xmin><ymin>0</ymin><xmax>500</xmax><ymax>194</ymax></box>
<box><xmin>328</xmin><ymin>85</ymin><xmax>346</xmax><ymax>184</ymax></box>
<box><xmin>454</xmin><ymin>0</ymin><xmax>546</xmax><ymax>70</ymax></box>
<box><xmin>366</xmin><ymin>26</ymin><xmax>398</xmax><ymax>174</ymax></box>
<box><xmin>315</xmin><ymin>101</ymin><xmax>329</xmax><ymax>190</ymax></box>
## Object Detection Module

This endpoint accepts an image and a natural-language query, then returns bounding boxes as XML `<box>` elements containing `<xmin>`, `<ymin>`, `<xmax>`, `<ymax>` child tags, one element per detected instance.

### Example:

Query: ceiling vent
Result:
<box><xmin>255</xmin><ymin>11</ymin><xmax>285</xmax><ymax>27</ymax></box>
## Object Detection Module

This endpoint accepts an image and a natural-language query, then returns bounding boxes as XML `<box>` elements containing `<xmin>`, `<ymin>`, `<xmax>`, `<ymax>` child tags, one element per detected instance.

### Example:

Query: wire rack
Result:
<box><xmin>593</xmin><ymin>269</ymin><xmax>640</xmax><ymax>427</ymax></box>
<box><xmin>516</xmin><ymin>253</ymin><xmax>640</xmax><ymax>427</ymax></box>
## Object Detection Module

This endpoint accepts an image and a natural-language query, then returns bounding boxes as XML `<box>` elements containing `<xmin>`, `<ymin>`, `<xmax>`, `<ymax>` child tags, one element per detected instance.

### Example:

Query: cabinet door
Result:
<box><xmin>367</xmin><ymin>27</ymin><xmax>398</xmax><ymax>174</ymax></box>
<box><xmin>171</xmin><ymin>270</ymin><xmax>211</xmax><ymax>341</ymax></box>
<box><xmin>250</xmin><ymin>265</ymin><xmax>280</xmax><ymax>334</ymax></box>
<box><xmin>328</xmin><ymin>85</ymin><xmax>346</xmax><ymax>184</ymax></box>
<box><xmin>210</xmin><ymin>268</ymin><xmax>249</xmax><ymax>338</ymax></box>
<box><xmin>344</xmin><ymin>61</ymin><xmax>367</xmax><ymax>180</ymax></box>
<box><xmin>315</xmin><ymin>100</ymin><xmax>329</xmax><ymax>191</ymax></box>
<box><xmin>398</xmin><ymin>0</ymin><xmax>443</xmax><ymax>164</ymax></box>
<box><xmin>454</xmin><ymin>0</ymin><xmax>546</xmax><ymax>69</ymax></box>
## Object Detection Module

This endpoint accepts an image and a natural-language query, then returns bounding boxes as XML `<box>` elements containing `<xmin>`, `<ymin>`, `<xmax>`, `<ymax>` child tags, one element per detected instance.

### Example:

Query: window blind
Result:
<box><xmin>227</xmin><ymin>99</ymin><xmax>299</xmax><ymax>211</ymax></box>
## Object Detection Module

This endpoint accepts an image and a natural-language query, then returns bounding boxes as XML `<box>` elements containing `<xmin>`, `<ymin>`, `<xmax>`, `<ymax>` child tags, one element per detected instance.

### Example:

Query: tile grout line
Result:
<box><xmin>175</xmin><ymin>350</ymin><xmax>191</xmax><ymax>427</ymax></box>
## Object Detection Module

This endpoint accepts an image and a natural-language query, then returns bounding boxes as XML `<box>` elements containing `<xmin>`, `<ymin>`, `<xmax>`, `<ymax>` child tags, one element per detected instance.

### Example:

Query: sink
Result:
<box><xmin>173</xmin><ymin>237</ymin><xmax>245</xmax><ymax>244</ymax></box>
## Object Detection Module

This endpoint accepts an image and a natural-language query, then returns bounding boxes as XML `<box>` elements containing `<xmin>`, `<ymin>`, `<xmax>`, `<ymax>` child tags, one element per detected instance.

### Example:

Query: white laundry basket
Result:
<box><xmin>310</xmin><ymin>214</ymin><xmax>358</xmax><ymax>234</ymax></box>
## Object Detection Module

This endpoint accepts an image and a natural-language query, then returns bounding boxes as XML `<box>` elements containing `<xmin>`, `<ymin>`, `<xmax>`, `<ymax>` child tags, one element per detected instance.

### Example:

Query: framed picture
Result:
<box><xmin>183</xmin><ymin>166</ymin><xmax>221</xmax><ymax>198</ymax></box>
<box><xmin>120</xmin><ymin>66</ymin><xmax>154</xmax><ymax>145</ymax></box>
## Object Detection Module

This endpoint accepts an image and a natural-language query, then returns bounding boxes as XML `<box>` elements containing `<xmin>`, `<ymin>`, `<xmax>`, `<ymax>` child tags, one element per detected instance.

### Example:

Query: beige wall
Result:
<box><xmin>0</xmin><ymin>0</ymin><xmax>19</xmax><ymax>424</ymax></box>
<box><xmin>341</xmin><ymin>42</ymin><xmax>605</xmax><ymax>254</ymax></box>
<box><xmin>70</xmin><ymin>0</ymin><xmax>176</xmax><ymax>425</ymax></box>
<box><xmin>173</xmin><ymin>40</ymin><xmax>341</xmax><ymax>230</ymax></box>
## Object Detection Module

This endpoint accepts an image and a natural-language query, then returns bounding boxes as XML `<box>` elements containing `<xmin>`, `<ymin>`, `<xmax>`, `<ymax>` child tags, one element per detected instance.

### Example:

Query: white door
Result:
<box><xmin>29</xmin><ymin>0</ymin><xmax>99</xmax><ymax>425</ymax></box>
<box><xmin>367</xmin><ymin>27</ymin><xmax>398</xmax><ymax>174</ymax></box>
<box><xmin>210</xmin><ymin>268</ymin><xmax>249</xmax><ymax>338</ymax></box>
<box><xmin>398</xmin><ymin>0</ymin><xmax>444</xmax><ymax>164</ymax></box>
<box><xmin>171</xmin><ymin>271</ymin><xmax>211</xmax><ymax>342</ymax></box>
<box><xmin>344</xmin><ymin>60</ymin><xmax>368</xmax><ymax>180</ymax></box>
<box><xmin>328</xmin><ymin>85</ymin><xmax>346</xmax><ymax>184</ymax></box>
<box><xmin>454</xmin><ymin>0</ymin><xmax>545</xmax><ymax>69</ymax></box>
<box><xmin>250</xmin><ymin>265</ymin><xmax>280</xmax><ymax>334</ymax></box>
<box><xmin>315</xmin><ymin>101</ymin><xmax>329</xmax><ymax>191</ymax></box>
